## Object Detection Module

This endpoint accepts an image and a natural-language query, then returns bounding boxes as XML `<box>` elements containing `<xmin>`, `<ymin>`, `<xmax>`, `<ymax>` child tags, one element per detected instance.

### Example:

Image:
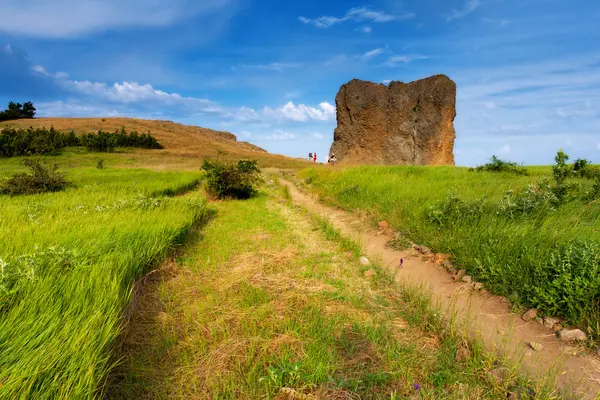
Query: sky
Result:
<box><xmin>1</xmin><ymin>0</ymin><xmax>599</xmax><ymax>166</ymax></box>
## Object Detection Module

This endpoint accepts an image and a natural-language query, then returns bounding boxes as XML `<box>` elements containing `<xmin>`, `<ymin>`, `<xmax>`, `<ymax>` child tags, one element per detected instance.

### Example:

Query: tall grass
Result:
<box><xmin>0</xmin><ymin>165</ymin><xmax>206</xmax><ymax>398</ymax></box>
<box><xmin>300</xmin><ymin>165</ymin><xmax>600</xmax><ymax>338</ymax></box>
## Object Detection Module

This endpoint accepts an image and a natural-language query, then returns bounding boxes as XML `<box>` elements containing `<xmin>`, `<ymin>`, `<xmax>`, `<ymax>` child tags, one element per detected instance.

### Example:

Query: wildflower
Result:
<box><xmin>414</xmin><ymin>383</ymin><xmax>421</xmax><ymax>390</ymax></box>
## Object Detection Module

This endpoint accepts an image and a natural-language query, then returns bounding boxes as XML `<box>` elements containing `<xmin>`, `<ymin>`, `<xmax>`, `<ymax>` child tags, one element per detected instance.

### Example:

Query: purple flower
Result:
<box><xmin>413</xmin><ymin>383</ymin><xmax>421</xmax><ymax>390</ymax></box>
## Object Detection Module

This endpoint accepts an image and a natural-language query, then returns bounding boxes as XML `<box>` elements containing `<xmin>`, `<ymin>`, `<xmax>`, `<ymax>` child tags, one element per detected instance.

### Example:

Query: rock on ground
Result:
<box><xmin>521</xmin><ymin>309</ymin><xmax>538</xmax><ymax>322</ymax></box>
<box><xmin>558</xmin><ymin>329</ymin><xmax>588</xmax><ymax>342</ymax></box>
<box><xmin>329</xmin><ymin>75</ymin><xmax>456</xmax><ymax>165</ymax></box>
<box><xmin>359</xmin><ymin>256</ymin><xmax>370</xmax><ymax>266</ymax></box>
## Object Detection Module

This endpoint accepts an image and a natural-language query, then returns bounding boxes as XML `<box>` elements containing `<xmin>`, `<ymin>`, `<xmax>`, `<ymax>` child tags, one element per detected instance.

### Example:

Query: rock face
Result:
<box><xmin>329</xmin><ymin>75</ymin><xmax>456</xmax><ymax>165</ymax></box>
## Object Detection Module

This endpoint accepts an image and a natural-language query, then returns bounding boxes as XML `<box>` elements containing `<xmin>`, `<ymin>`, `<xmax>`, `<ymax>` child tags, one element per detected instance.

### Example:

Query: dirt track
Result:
<box><xmin>278</xmin><ymin>176</ymin><xmax>600</xmax><ymax>399</ymax></box>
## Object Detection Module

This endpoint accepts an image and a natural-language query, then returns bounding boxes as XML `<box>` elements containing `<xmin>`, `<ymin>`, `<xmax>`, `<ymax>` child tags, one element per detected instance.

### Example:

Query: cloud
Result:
<box><xmin>597</xmin><ymin>143</ymin><xmax>600</xmax><ymax>150</ymax></box>
<box><xmin>383</xmin><ymin>55</ymin><xmax>427</xmax><ymax>66</ymax></box>
<box><xmin>311</xmin><ymin>132</ymin><xmax>326</xmax><ymax>140</ymax></box>
<box><xmin>299</xmin><ymin>6</ymin><xmax>414</xmax><ymax>28</ymax></box>
<box><xmin>263</xmin><ymin>101</ymin><xmax>335</xmax><ymax>122</ymax></box>
<box><xmin>264</xmin><ymin>130</ymin><xmax>296</xmax><ymax>141</ymax></box>
<box><xmin>482</xmin><ymin>18</ymin><xmax>511</xmax><ymax>26</ymax></box>
<box><xmin>363</xmin><ymin>48</ymin><xmax>385</xmax><ymax>59</ymax></box>
<box><xmin>232</xmin><ymin>62</ymin><xmax>302</xmax><ymax>72</ymax></box>
<box><xmin>359</xmin><ymin>26</ymin><xmax>372</xmax><ymax>34</ymax></box>
<box><xmin>0</xmin><ymin>0</ymin><xmax>233</xmax><ymax>38</ymax></box>
<box><xmin>446</xmin><ymin>0</ymin><xmax>482</xmax><ymax>22</ymax></box>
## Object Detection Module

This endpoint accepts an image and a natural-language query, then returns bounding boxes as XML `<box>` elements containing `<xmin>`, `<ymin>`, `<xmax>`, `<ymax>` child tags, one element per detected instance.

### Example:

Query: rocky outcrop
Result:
<box><xmin>329</xmin><ymin>75</ymin><xmax>456</xmax><ymax>165</ymax></box>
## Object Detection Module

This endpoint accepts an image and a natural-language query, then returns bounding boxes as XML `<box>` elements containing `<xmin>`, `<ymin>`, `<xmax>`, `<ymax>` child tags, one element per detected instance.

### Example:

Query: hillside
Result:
<box><xmin>1</xmin><ymin>117</ymin><xmax>308</xmax><ymax>169</ymax></box>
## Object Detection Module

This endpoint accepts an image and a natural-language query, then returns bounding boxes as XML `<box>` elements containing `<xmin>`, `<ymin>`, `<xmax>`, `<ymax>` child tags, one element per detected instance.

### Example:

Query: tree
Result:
<box><xmin>0</xmin><ymin>101</ymin><xmax>36</xmax><ymax>121</ymax></box>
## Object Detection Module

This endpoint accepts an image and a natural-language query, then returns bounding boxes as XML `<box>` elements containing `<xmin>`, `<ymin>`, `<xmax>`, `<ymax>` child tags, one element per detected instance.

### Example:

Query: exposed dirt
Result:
<box><xmin>278</xmin><ymin>177</ymin><xmax>600</xmax><ymax>399</ymax></box>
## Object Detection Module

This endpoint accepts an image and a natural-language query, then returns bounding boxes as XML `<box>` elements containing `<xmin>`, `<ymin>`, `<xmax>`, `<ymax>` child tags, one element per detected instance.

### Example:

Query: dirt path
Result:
<box><xmin>278</xmin><ymin>176</ymin><xmax>600</xmax><ymax>399</ymax></box>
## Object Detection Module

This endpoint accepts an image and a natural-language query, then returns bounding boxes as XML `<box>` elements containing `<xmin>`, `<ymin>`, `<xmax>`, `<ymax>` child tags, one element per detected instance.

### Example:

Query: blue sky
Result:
<box><xmin>1</xmin><ymin>0</ymin><xmax>599</xmax><ymax>166</ymax></box>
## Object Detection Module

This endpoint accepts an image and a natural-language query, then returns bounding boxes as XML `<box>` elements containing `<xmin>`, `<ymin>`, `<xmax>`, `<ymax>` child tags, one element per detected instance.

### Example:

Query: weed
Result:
<box><xmin>0</xmin><ymin>158</ymin><xmax>68</xmax><ymax>195</ymax></box>
<box><xmin>202</xmin><ymin>159</ymin><xmax>262</xmax><ymax>199</ymax></box>
<box><xmin>470</xmin><ymin>155</ymin><xmax>528</xmax><ymax>175</ymax></box>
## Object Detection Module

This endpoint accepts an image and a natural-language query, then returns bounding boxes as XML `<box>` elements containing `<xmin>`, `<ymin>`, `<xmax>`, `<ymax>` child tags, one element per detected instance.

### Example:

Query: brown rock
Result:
<box><xmin>543</xmin><ymin>316</ymin><xmax>561</xmax><ymax>329</ymax></box>
<box><xmin>329</xmin><ymin>75</ymin><xmax>456</xmax><ymax>165</ymax></box>
<box><xmin>434</xmin><ymin>253</ymin><xmax>450</xmax><ymax>265</ymax></box>
<box><xmin>414</xmin><ymin>244</ymin><xmax>433</xmax><ymax>255</ymax></box>
<box><xmin>553</xmin><ymin>323</ymin><xmax>563</xmax><ymax>333</ymax></box>
<box><xmin>473</xmin><ymin>282</ymin><xmax>484</xmax><ymax>290</ymax></box>
<box><xmin>558</xmin><ymin>328</ymin><xmax>588</xmax><ymax>342</ymax></box>
<box><xmin>378</xmin><ymin>220</ymin><xmax>389</xmax><ymax>229</ymax></box>
<box><xmin>462</xmin><ymin>275</ymin><xmax>473</xmax><ymax>283</ymax></box>
<box><xmin>363</xmin><ymin>269</ymin><xmax>376</xmax><ymax>278</ymax></box>
<box><xmin>521</xmin><ymin>309</ymin><xmax>538</xmax><ymax>322</ymax></box>
<box><xmin>527</xmin><ymin>342</ymin><xmax>544</xmax><ymax>352</ymax></box>
<box><xmin>453</xmin><ymin>269</ymin><xmax>466</xmax><ymax>281</ymax></box>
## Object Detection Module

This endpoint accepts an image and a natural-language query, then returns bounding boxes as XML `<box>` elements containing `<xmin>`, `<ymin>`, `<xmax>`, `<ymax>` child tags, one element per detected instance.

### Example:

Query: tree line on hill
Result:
<box><xmin>0</xmin><ymin>127</ymin><xmax>163</xmax><ymax>157</ymax></box>
<box><xmin>0</xmin><ymin>102</ymin><xmax>36</xmax><ymax>122</ymax></box>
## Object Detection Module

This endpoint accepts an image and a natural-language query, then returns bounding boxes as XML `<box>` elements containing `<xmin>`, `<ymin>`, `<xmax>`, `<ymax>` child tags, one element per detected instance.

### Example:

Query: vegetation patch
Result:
<box><xmin>470</xmin><ymin>155</ymin><xmax>528</xmax><ymax>175</ymax></box>
<box><xmin>0</xmin><ymin>166</ymin><xmax>206</xmax><ymax>398</ymax></box>
<box><xmin>202</xmin><ymin>158</ymin><xmax>262</xmax><ymax>199</ymax></box>
<box><xmin>0</xmin><ymin>126</ymin><xmax>162</xmax><ymax>157</ymax></box>
<box><xmin>301</xmin><ymin>150</ymin><xmax>600</xmax><ymax>340</ymax></box>
<box><xmin>0</xmin><ymin>158</ymin><xmax>68</xmax><ymax>195</ymax></box>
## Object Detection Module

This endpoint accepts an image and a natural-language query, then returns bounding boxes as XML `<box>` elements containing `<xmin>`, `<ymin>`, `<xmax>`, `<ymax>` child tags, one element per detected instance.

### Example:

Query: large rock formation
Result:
<box><xmin>329</xmin><ymin>75</ymin><xmax>456</xmax><ymax>165</ymax></box>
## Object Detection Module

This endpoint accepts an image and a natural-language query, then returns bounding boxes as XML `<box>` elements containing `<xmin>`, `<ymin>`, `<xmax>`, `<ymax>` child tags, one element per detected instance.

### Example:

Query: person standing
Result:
<box><xmin>308</xmin><ymin>152</ymin><xmax>313</xmax><ymax>161</ymax></box>
<box><xmin>313</xmin><ymin>152</ymin><xmax>317</xmax><ymax>163</ymax></box>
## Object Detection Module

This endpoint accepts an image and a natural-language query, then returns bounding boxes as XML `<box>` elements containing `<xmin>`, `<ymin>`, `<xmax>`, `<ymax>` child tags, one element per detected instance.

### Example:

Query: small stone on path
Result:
<box><xmin>473</xmin><ymin>282</ymin><xmax>484</xmax><ymax>290</ymax></box>
<box><xmin>543</xmin><ymin>316</ymin><xmax>561</xmax><ymax>329</ymax></box>
<box><xmin>359</xmin><ymin>256</ymin><xmax>370</xmax><ymax>266</ymax></box>
<box><xmin>527</xmin><ymin>342</ymin><xmax>544</xmax><ymax>352</ymax></box>
<box><xmin>378</xmin><ymin>220</ymin><xmax>389</xmax><ymax>229</ymax></box>
<box><xmin>558</xmin><ymin>328</ymin><xmax>588</xmax><ymax>342</ymax></box>
<box><xmin>462</xmin><ymin>275</ymin><xmax>473</xmax><ymax>283</ymax></box>
<box><xmin>521</xmin><ymin>309</ymin><xmax>538</xmax><ymax>322</ymax></box>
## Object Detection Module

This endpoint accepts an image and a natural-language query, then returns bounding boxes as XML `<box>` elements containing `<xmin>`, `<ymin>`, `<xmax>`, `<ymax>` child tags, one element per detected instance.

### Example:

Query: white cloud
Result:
<box><xmin>383</xmin><ymin>55</ymin><xmax>427</xmax><ymax>66</ymax></box>
<box><xmin>238</xmin><ymin>130</ymin><xmax>252</xmax><ymax>138</ymax></box>
<box><xmin>484</xmin><ymin>101</ymin><xmax>496</xmax><ymax>109</ymax></box>
<box><xmin>446</xmin><ymin>0</ymin><xmax>482</xmax><ymax>22</ymax></box>
<box><xmin>363</xmin><ymin>48</ymin><xmax>385</xmax><ymax>59</ymax></box>
<box><xmin>311</xmin><ymin>132</ymin><xmax>326</xmax><ymax>140</ymax></box>
<box><xmin>299</xmin><ymin>6</ymin><xmax>414</xmax><ymax>28</ymax></box>
<box><xmin>264</xmin><ymin>130</ymin><xmax>296</xmax><ymax>141</ymax></box>
<box><xmin>497</xmin><ymin>144</ymin><xmax>512</xmax><ymax>155</ymax></box>
<box><xmin>482</xmin><ymin>18</ymin><xmax>510</xmax><ymax>26</ymax></box>
<box><xmin>232</xmin><ymin>62</ymin><xmax>302</xmax><ymax>72</ymax></box>
<box><xmin>0</xmin><ymin>0</ymin><xmax>232</xmax><ymax>38</ymax></box>
<box><xmin>263</xmin><ymin>101</ymin><xmax>335</xmax><ymax>122</ymax></box>
<box><xmin>31</xmin><ymin>64</ymin><xmax>70</xmax><ymax>79</ymax></box>
<box><xmin>359</xmin><ymin>26</ymin><xmax>372</xmax><ymax>34</ymax></box>
<box><xmin>2</xmin><ymin>44</ymin><xmax>13</xmax><ymax>54</ymax></box>
<box><xmin>382</xmin><ymin>79</ymin><xmax>392</xmax><ymax>85</ymax></box>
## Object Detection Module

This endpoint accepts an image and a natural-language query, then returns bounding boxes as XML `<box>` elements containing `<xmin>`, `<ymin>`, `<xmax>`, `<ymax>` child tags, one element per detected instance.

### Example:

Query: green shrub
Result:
<box><xmin>0</xmin><ymin>159</ymin><xmax>69</xmax><ymax>196</ymax></box>
<box><xmin>0</xmin><ymin>126</ymin><xmax>162</xmax><ymax>157</ymax></box>
<box><xmin>202</xmin><ymin>159</ymin><xmax>262</xmax><ymax>199</ymax></box>
<box><xmin>470</xmin><ymin>155</ymin><xmax>528</xmax><ymax>175</ymax></box>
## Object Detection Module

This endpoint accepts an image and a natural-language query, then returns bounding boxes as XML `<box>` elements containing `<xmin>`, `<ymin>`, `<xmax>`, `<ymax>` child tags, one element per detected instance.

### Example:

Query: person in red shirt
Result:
<box><xmin>313</xmin><ymin>152</ymin><xmax>317</xmax><ymax>163</ymax></box>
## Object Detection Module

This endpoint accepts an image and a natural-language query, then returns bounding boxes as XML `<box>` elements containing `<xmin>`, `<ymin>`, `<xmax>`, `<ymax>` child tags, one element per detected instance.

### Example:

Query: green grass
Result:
<box><xmin>0</xmin><ymin>162</ymin><xmax>207</xmax><ymax>398</ymax></box>
<box><xmin>111</xmin><ymin>184</ymin><xmax>557</xmax><ymax>399</ymax></box>
<box><xmin>299</xmin><ymin>165</ymin><xmax>600</xmax><ymax>340</ymax></box>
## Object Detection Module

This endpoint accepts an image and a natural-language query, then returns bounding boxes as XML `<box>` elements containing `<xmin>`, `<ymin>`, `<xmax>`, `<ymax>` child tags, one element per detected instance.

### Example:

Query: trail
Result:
<box><xmin>278</xmin><ymin>176</ymin><xmax>600</xmax><ymax>399</ymax></box>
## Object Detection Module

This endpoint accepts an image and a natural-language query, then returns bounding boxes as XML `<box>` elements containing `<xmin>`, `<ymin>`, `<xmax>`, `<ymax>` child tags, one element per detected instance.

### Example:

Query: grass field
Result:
<box><xmin>110</xmin><ymin>184</ymin><xmax>556</xmax><ymax>399</ymax></box>
<box><xmin>0</xmin><ymin>163</ymin><xmax>208</xmax><ymax>398</ymax></box>
<box><xmin>299</xmin><ymin>165</ymin><xmax>600</xmax><ymax>340</ymax></box>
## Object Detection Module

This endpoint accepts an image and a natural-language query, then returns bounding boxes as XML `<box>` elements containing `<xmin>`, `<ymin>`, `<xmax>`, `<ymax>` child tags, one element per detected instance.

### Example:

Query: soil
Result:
<box><xmin>278</xmin><ymin>177</ymin><xmax>600</xmax><ymax>399</ymax></box>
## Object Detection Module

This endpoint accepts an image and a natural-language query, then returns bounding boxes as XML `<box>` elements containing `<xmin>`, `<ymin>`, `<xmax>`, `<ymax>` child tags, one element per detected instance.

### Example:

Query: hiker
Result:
<box><xmin>328</xmin><ymin>154</ymin><xmax>337</xmax><ymax>165</ymax></box>
<box><xmin>313</xmin><ymin>152</ymin><xmax>317</xmax><ymax>163</ymax></box>
<box><xmin>308</xmin><ymin>152</ymin><xmax>313</xmax><ymax>161</ymax></box>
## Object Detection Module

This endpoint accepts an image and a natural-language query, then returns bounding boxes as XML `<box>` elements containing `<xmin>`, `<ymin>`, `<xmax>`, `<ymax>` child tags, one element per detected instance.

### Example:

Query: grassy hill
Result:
<box><xmin>1</xmin><ymin>117</ymin><xmax>309</xmax><ymax>169</ymax></box>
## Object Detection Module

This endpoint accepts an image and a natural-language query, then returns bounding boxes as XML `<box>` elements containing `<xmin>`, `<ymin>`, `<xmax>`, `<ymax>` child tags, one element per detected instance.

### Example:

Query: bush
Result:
<box><xmin>470</xmin><ymin>155</ymin><xmax>527</xmax><ymax>175</ymax></box>
<box><xmin>0</xmin><ymin>159</ymin><xmax>69</xmax><ymax>196</ymax></box>
<box><xmin>0</xmin><ymin>127</ymin><xmax>162</xmax><ymax>157</ymax></box>
<box><xmin>202</xmin><ymin>159</ymin><xmax>262</xmax><ymax>199</ymax></box>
